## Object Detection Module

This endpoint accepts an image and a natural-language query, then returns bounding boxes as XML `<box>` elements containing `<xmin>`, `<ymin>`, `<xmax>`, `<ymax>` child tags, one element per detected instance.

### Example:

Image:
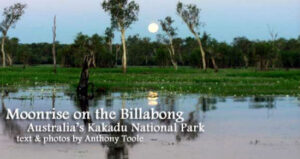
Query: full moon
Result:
<box><xmin>148</xmin><ymin>23</ymin><xmax>159</xmax><ymax>33</ymax></box>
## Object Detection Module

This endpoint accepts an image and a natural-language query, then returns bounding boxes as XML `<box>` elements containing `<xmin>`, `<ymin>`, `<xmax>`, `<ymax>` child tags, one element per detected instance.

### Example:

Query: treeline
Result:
<box><xmin>1</xmin><ymin>2</ymin><xmax>300</xmax><ymax>71</ymax></box>
<box><xmin>1</xmin><ymin>33</ymin><xmax>300</xmax><ymax>69</ymax></box>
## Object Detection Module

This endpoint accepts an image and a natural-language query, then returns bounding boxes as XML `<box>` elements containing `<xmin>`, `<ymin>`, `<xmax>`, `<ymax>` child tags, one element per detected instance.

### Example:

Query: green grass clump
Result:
<box><xmin>0</xmin><ymin>66</ymin><xmax>300</xmax><ymax>96</ymax></box>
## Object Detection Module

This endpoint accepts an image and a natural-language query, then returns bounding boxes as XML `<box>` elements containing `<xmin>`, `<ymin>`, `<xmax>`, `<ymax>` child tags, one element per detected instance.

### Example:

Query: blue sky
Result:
<box><xmin>1</xmin><ymin>0</ymin><xmax>299</xmax><ymax>44</ymax></box>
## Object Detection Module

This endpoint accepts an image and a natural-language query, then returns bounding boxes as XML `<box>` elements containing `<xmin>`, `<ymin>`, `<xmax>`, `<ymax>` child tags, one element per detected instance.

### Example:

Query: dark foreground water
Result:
<box><xmin>0</xmin><ymin>86</ymin><xmax>299</xmax><ymax>159</ymax></box>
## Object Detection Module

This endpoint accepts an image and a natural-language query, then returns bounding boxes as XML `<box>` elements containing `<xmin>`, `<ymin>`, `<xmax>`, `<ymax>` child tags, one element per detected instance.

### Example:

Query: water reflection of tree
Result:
<box><xmin>76</xmin><ymin>91</ymin><xmax>93</xmax><ymax>126</ymax></box>
<box><xmin>156</xmin><ymin>95</ymin><xmax>176</xmax><ymax>125</ymax></box>
<box><xmin>218</xmin><ymin>97</ymin><xmax>226</xmax><ymax>103</ymax></box>
<box><xmin>76</xmin><ymin>86</ymin><xmax>137</xmax><ymax>159</ymax></box>
<box><xmin>105</xmin><ymin>92</ymin><xmax>113</xmax><ymax>107</ymax></box>
<box><xmin>104</xmin><ymin>98</ymin><xmax>137</xmax><ymax>159</ymax></box>
<box><xmin>104</xmin><ymin>118</ymin><xmax>136</xmax><ymax>159</ymax></box>
<box><xmin>197</xmin><ymin>96</ymin><xmax>217</xmax><ymax>113</ymax></box>
<box><xmin>89</xmin><ymin>91</ymin><xmax>110</xmax><ymax>107</ymax></box>
<box><xmin>176</xmin><ymin>111</ymin><xmax>199</xmax><ymax>142</ymax></box>
<box><xmin>75</xmin><ymin>56</ymin><xmax>136</xmax><ymax>159</ymax></box>
<box><xmin>249</xmin><ymin>96</ymin><xmax>275</xmax><ymax>109</ymax></box>
<box><xmin>176</xmin><ymin>96</ymin><xmax>216</xmax><ymax>142</ymax></box>
<box><xmin>250</xmin><ymin>96</ymin><xmax>276</xmax><ymax>118</ymax></box>
<box><xmin>52</xmin><ymin>88</ymin><xmax>56</xmax><ymax>125</ymax></box>
<box><xmin>0</xmin><ymin>90</ymin><xmax>23</xmax><ymax>138</ymax></box>
<box><xmin>233</xmin><ymin>97</ymin><xmax>247</xmax><ymax>102</ymax></box>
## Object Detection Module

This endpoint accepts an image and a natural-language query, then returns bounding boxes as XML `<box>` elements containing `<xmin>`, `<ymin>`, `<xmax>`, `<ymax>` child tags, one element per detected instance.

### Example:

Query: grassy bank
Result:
<box><xmin>0</xmin><ymin>66</ymin><xmax>300</xmax><ymax>96</ymax></box>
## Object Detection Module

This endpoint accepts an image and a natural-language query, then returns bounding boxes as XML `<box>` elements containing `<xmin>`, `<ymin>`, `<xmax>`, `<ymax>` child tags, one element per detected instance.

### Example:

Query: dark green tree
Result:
<box><xmin>4</xmin><ymin>37</ymin><xmax>19</xmax><ymax>65</ymax></box>
<box><xmin>105</xmin><ymin>27</ymin><xmax>114</xmax><ymax>54</ymax></box>
<box><xmin>232</xmin><ymin>37</ymin><xmax>252</xmax><ymax>68</ymax></box>
<box><xmin>202</xmin><ymin>33</ymin><xmax>219</xmax><ymax>72</ymax></box>
<box><xmin>254</xmin><ymin>41</ymin><xmax>273</xmax><ymax>70</ymax></box>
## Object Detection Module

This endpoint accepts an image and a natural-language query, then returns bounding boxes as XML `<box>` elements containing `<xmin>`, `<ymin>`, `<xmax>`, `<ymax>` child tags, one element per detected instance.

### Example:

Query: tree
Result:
<box><xmin>232</xmin><ymin>37</ymin><xmax>252</xmax><ymax>68</ymax></box>
<box><xmin>126</xmin><ymin>35</ymin><xmax>154</xmax><ymax>65</ymax></box>
<box><xmin>102</xmin><ymin>0</ymin><xmax>139</xmax><ymax>73</ymax></box>
<box><xmin>267</xmin><ymin>26</ymin><xmax>279</xmax><ymax>68</ymax></box>
<box><xmin>177</xmin><ymin>2</ymin><xmax>206</xmax><ymax>70</ymax></box>
<box><xmin>159</xmin><ymin>16</ymin><xmax>178</xmax><ymax>70</ymax></box>
<box><xmin>105</xmin><ymin>27</ymin><xmax>114</xmax><ymax>54</ymax></box>
<box><xmin>52</xmin><ymin>15</ymin><xmax>57</xmax><ymax>73</ymax></box>
<box><xmin>17</xmin><ymin>45</ymin><xmax>32</xmax><ymax>68</ymax></box>
<box><xmin>72</xmin><ymin>33</ymin><xmax>91</xmax><ymax>67</ymax></box>
<box><xmin>0</xmin><ymin>3</ymin><xmax>26</xmax><ymax>67</ymax></box>
<box><xmin>254</xmin><ymin>41</ymin><xmax>273</xmax><ymax>70</ymax></box>
<box><xmin>89</xmin><ymin>33</ymin><xmax>114</xmax><ymax>68</ymax></box>
<box><xmin>4</xmin><ymin>37</ymin><xmax>19</xmax><ymax>66</ymax></box>
<box><xmin>73</xmin><ymin>33</ymin><xmax>100</xmax><ymax>67</ymax></box>
<box><xmin>155</xmin><ymin>47</ymin><xmax>170</xmax><ymax>67</ymax></box>
<box><xmin>202</xmin><ymin>33</ymin><xmax>219</xmax><ymax>72</ymax></box>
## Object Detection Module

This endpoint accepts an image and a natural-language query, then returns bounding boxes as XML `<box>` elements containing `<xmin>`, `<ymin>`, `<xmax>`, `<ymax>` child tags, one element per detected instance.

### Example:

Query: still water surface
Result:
<box><xmin>0</xmin><ymin>86</ymin><xmax>299</xmax><ymax>159</ymax></box>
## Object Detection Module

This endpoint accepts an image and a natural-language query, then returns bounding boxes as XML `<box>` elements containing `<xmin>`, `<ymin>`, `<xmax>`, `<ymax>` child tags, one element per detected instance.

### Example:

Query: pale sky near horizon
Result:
<box><xmin>0</xmin><ymin>0</ymin><xmax>299</xmax><ymax>44</ymax></box>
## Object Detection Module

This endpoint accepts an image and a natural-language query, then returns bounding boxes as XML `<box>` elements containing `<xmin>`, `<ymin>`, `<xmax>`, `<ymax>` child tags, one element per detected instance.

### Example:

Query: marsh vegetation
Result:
<box><xmin>1</xmin><ymin>66</ymin><xmax>300</xmax><ymax>96</ymax></box>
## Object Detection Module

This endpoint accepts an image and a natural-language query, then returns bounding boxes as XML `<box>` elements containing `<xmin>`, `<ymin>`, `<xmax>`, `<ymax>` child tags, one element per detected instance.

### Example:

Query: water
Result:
<box><xmin>0</xmin><ymin>86</ymin><xmax>300</xmax><ymax>159</ymax></box>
